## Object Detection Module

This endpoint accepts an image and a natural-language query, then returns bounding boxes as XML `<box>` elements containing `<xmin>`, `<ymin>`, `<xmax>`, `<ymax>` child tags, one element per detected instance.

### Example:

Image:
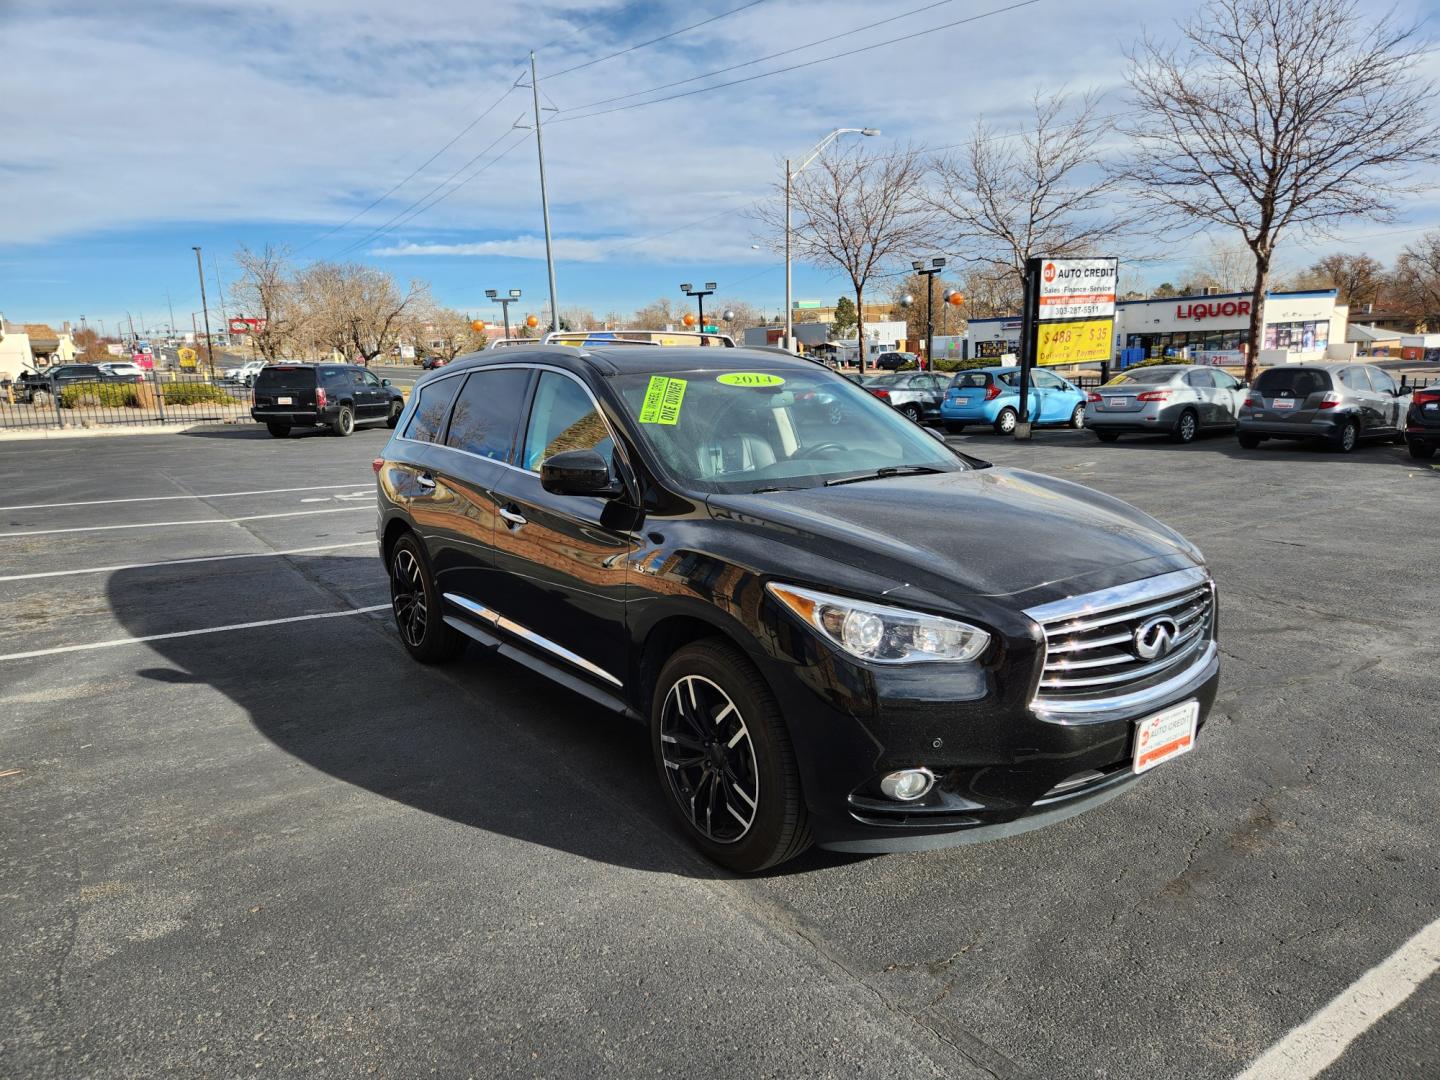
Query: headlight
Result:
<box><xmin>766</xmin><ymin>583</ymin><xmax>990</xmax><ymax>664</ymax></box>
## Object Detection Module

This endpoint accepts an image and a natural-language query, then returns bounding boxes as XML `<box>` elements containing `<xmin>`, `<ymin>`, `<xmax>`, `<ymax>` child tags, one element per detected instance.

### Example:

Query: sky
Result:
<box><xmin>3</xmin><ymin>0</ymin><xmax>1439</xmax><ymax>334</ymax></box>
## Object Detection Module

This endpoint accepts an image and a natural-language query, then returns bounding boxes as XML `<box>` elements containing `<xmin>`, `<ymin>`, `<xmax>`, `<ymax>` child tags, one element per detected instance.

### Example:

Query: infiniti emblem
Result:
<box><xmin>1134</xmin><ymin>616</ymin><xmax>1180</xmax><ymax>660</ymax></box>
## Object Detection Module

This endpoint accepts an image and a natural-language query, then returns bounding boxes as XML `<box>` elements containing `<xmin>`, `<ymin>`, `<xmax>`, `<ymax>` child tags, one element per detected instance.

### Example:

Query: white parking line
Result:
<box><xmin>0</xmin><ymin>484</ymin><xmax>371</xmax><ymax>512</ymax></box>
<box><xmin>0</xmin><ymin>604</ymin><xmax>392</xmax><ymax>662</ymax></box>
<box><xmin>0</xmin><ymin>541</ymin><xmax>374</xmax><ymax>583</ymax></box>
<box><xmin>0</xmin><ymin>507</ymin><xmax>370</xmax><ymax>538</ymax></box>
<box><xmin>1236</xmin><ymin>915</ymin><xmax>1440</xmax><ymax>1080</ymax></box>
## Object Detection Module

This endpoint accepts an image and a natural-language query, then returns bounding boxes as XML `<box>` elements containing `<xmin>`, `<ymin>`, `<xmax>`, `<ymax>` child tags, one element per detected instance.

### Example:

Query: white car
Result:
<box><xmin>237</xmin><ymin>361</ymin><xmax>267</xmax><ymax>386</ymax></box>
<box><xmin>97</xmin><ymin>361</ymin><xmax>146</xmax><ymax>381</ymax></box>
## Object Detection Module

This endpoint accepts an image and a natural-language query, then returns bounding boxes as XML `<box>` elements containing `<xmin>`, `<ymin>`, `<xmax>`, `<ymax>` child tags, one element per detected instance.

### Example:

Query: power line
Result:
<box><xmin>547</xmin><ymin>0</ymin><xmax>772</xmax><ymax>80</ymax></box>
<box><xmin>552</xmin><ymin>0</ymin><xmax>1042</xmax><ymax>124</ymax></box>
<box><xmin>554</xmin><ymin>0</ymin><xmax>968</xmax><ymax>114</ymax></box>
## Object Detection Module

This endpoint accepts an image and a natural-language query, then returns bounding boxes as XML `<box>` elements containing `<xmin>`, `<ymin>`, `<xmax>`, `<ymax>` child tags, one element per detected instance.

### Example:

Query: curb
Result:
<box><xmin>0</xmin><ymin>420</ymin><xmax>247</xmax><ymax>443</ymax></box>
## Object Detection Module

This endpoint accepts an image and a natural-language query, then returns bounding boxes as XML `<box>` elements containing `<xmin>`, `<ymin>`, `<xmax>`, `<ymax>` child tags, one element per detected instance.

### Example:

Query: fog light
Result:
<box><xmin>880</xmin><ymin>768</ymin><xmax>935</xmax><ymax>801</ymax></box>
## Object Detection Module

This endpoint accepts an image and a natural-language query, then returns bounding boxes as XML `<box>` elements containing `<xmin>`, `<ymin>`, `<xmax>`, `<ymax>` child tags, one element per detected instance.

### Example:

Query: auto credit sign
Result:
<box><xmin>1038</xmin><ymin>258</ymin><xmax>1118</xmax><ymax>322</ymax></box>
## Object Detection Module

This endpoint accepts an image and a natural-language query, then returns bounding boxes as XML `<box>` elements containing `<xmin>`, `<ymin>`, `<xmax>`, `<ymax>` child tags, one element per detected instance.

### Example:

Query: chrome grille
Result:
<box><xmin>1026</xmin><ymin>567</ymin><xmax>1215</xmax><ymax>708</ymax></box>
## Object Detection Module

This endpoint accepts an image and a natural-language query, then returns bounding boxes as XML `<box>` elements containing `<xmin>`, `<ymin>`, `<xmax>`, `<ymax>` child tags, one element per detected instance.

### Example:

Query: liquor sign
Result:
<box><xmin>228</xmin><ymin>317</ymin><xmax>266</xmax><ymax>335</ymax></box>
<box><xmin>1037</xmin><ymin>258</ymin><xmax>1118</xmax><ymax>322</ymax></box>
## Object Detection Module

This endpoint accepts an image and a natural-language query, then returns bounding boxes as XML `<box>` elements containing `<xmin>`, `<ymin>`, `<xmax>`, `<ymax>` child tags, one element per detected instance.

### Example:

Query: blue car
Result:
<box><xmin>939</xmin><ymin>366</ymin><xmax>1089</xmax><ymax>435</ymax></box>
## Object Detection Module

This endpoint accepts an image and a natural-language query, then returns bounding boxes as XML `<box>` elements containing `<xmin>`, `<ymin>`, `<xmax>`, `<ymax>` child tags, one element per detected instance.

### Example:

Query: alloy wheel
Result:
<box><xmin>1178</xmin><ymin>412</ymin><xmax>1197</xmax><ymax>442</ymax></box>
<box><xmin>390</xmin><ymin>548</ymin><xmax>427</xmax><ymax>647</ymax></box>
<box><xmin>659</xmin><ymin>675</ymin><xmax>759</xmax><ymax>844</ymax></box>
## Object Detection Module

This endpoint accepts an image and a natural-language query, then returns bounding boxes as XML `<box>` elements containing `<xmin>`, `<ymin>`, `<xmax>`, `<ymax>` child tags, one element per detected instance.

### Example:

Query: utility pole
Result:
<box><xmin>127</xmin><ymin>312</ymin><xmax>136</xmax><ymax>343</ymax></box>
<box><xmin>211</xmin><ymin>254</ymin><xmax>229</xmax><ymax>330</ymax></box>
<box><xmin>166</xmin><ymin>289</ymin><xmax>176</xmax><ymax>338</ymax></box>
<box><xmin>784</xmin><ymin>159</ymin><xmax>792</xmax><ymax>352</ymax></box>
<box><xmin>529</xmin><ymin>52</ymin><xmax>560</xmax><ymax>334</ymax></box>
<box><xmin>193</xmin><ymin>246</ymin><xmax>216</xmax><ymax>380</ymax></box>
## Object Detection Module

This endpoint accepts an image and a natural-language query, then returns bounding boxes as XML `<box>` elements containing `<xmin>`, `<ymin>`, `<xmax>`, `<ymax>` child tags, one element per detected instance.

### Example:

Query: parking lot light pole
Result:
<box><xmin>911</xmin><ymin>257</ymin><xmax>946</xmax><ymax>371</ymax></box>
<box><xmin>785</xmin><ymin>127</ymin><xmax>879</xmax><ymax>353</ymax></box>
<box><xmin>193</xmin><ymin>246</ymin><xmax>215</xmax><ymax>380</ymax></box>
<box><xmin>486</xmin><ymin>288</ymin><xmax>522</xmax><ymax>340</ymax></box>
<box><xmin>681</xmin><ymin>282</ymin><xmax>716</xmax><ymax>331</ymax></box>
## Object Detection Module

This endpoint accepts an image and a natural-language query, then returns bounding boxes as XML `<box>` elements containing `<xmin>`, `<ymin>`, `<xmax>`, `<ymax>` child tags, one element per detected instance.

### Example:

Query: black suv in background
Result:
<box><xmin>251</xmin><ymin>363</ymin><xmax>404</xmax><ymax>437</ymax></box>
<box><xmin>374</xmin><ymin>346</ymin><xmax>1218</xmax><ymax>871</ymax></box>
<box><xmin>16</xmin><ymin>363</ymin><xmax>138</xmax><ymax>402</ymax></box>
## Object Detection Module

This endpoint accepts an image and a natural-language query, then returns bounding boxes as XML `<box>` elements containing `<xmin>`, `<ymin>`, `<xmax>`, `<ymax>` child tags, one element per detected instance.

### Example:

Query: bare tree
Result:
<box><xmin>926</xmin><ymin>91</ymin><xmax>1128</xmax><ymax>300</ymax></box>
<box><xmin>296</xmin><ymin>261</ymin><xmax>429</xmax><ymax>364</ymax></box>
<box><xmin>957</xmin><ymin>265</ymin><xmax>1024</xmax><ymax>318</ymax></box>
<box><xmin>1391</xmin><ymin>232</ymin><xmax>1440</xmax><ymax>328</ymax></box>
<box><xmin>758</xmin><ymin>144</ymin><xmax>933</xmax><ymax>371</ymax></box>
<box><xmin>631</xmin><ymin>297</ymin><xmax>684</xmax><ymax>330</ymax></box>
<box><xmin>1292</xmin><ymin>252</ymin><xmax>1387</xmax><ymax>310</ymax></box>
<box><xmin>1182</xmin><ymin>238</ymin><xmax>1253</xmax><ymax>294</ymax></box>
<box><xmin>712</xmin><ymin>299</ymin><xmax>763</xmax><ymax>341</ymax></box>
<box><xmin>1120</xmin><ymin>0</ymin><xmax>1440</xmax><ymax>378</ymax></box>
<box><xmin>232</xmin><ymin>244</ymin><xmax>298</xmax><ymax>361</ymax></box>
<box><xmin>884</xmin><ymin>271</ymin><xmax>965</xmax><ymax>351</ymax></box>
<box><xmin>423</xmin><ymin>306</ymin><xmax>487</xmax><ymax>362</ymax></box>
<box><xmin>558</xmin><ymin>306</ymin><xmax>598</xmax><ymax>331</ymax></box>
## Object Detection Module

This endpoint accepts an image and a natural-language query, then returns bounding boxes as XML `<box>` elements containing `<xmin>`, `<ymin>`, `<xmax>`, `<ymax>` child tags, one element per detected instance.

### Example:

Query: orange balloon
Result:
<box><xmin>682</xmin><ymin>312</ymin><xmax>697</xmax><ymax>327</ymax></box>
<box><xmin>470</xmin><ymin>319</ymin><xmax>486</xmax><ymax>332</ymax></box>
<box><xmin>947</xmin><ymin>292</ymin><xmax>965</xmax><ymax>307</ymax></box>
<box><xmin>525</xmin><ymin>314</ymin><xmax>539</xmax><ymax>328</ymax></box>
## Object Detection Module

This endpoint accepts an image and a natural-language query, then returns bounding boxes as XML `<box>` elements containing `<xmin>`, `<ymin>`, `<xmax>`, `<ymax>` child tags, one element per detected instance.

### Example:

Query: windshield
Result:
<box><xmin>610</xmin><ymin>367</ymin><xmax>966</xmax><ymax>494</ymax></box>
<box><xmin>1105</xmin><ymin>368</ymin><xmax>1180</xmax><ymax>386</ymax></box>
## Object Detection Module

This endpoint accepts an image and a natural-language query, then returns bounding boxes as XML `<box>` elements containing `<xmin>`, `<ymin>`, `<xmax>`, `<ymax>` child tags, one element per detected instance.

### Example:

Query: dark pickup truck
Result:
<box><xmin>16</xmin><ymin>364</ymin><xmax>139</xmax><ymax>403</ymax></box>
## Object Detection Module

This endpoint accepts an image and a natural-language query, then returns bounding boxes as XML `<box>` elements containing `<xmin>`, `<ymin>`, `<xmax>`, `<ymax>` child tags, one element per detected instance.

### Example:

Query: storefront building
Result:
<box><xmin>964</xmin><ymin>289</ymin><xmax>1348</xmax><ymax>365</ymax></box>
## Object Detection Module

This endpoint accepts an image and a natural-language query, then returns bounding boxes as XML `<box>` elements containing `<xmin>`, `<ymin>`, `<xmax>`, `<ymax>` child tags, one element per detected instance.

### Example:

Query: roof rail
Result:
<box><xmin>487</xmin><ymin>330</ymin><xmax>736</xmax><ymax>350</ymax></box>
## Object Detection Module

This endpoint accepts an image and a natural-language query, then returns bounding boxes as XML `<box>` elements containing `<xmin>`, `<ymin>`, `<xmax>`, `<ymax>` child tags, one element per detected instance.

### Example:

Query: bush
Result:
<box><xmin>163</xmin><ymin>383</ymin><xmax>237</xmax><ymax>405</ymax></box>
<box><xmin>934</xmin><ymin>357</ymin><xmax>1001</xmax><ymax>373</ymax></box>
<box><xmin>59</xmin><ymin>382</ymin><xmax>137</xmax><ymax>408</ymax></box>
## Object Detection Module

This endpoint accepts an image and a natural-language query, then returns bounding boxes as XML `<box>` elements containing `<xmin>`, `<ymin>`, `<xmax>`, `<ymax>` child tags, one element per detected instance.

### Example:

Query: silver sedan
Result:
<box><xmin>1085</xmin><ymin>364</ymin><xmax>1247</xmax><ymax>444</ymax></box>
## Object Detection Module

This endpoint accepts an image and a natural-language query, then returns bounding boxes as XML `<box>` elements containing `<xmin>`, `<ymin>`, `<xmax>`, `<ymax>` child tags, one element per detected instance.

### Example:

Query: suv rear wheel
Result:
<box><xmin>333</xmin><ymin>405</ymin><xmax>355</xmax><ymax>437</ymax></box>
<box><xmin>389</xmin><ymin>533</ymin><xmax>463</xmax><ymax>664</ymax></box>
<box><xmin>1410</xmin><ymin>440</ymin><xmax>1437</xmax><ymax>460</ymax></box>
<box><xmin>266</xmin><ymin>422</ymin><xmax>290</xmax><ymax>438</ymax></box>
<box><xmin>652</xmin><ymin>640</ymin><xmax>810</xmax><ymax>872</ymax></box>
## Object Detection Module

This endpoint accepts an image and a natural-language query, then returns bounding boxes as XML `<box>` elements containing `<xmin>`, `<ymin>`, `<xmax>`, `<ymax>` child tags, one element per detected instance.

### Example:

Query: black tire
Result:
<box><xmin>1409</xmin><ymin>440</ymin><xmax>1437</xmax><ymax>460</ymax></box>
<box><xmin>900</xmin><ymin>402</ymin><xmax>922</xmax><ymax>422</ymax></box>
<box><xmin>333</xmin><ymin>405</ymin><xmax>355</xmax><ymax>437</ymax></box>
<box><xmin>1237</xmin><ymin>432</ymin><xmax>1263</xmax><ymax>449</ymax></box>
<box><xmin>1095</xmin><ymin>429</ymin><xmax>1121</xmax><ymax>443</ymax></box>
<box><xmin>386</xmin><ymin>400</ymin><xmax>404</xmax><ymax>429</ymax></box>
<box><xmin>266</xmin><ymin>422</ymin><xmax>290</xmax><ymax>438</ymax></box>
<box><xmin>388</xmin><ymin>532</ymin><xmax>463</xmax><ymax>664</ymax></box>
<box><xmin>1069</xmin><ymin>403</ymin><xmax>1086</xmax><ymax>429</ymax></box>
<box><xmin>1171</xmin><ymin>409</ymin><xmax>1199</xmax><ymax>444</ymax></box>
<box><xmin>944</xmin><ymin>421</ymin><xmax>966</xmax><ymax>434</ymax></box>
<box><xmin>993</xmin><ymin>407</ymin><xmax>1018</xmax><ymax>436</ymax></box>
<box><xmin>1332</xmin><ymin>420</ymin><xmax>1359</xmax><ymax>453</ymax></box>
<box><xmin>652</xmin><ymin>639</ymin><xmax>811</xmax><ymax>873</ymax></box>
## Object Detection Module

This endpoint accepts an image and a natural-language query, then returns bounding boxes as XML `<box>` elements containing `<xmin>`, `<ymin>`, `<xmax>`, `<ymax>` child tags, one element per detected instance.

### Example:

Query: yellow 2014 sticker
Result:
<box><xmin>716</xmin><ymin>372</ymin><xmax>786</xmax><ymax>387</ymax></box>
<box><xmin>638</xmin><ymin>375</ymin><xmax>687</xmax><ymax>424</ymax></box>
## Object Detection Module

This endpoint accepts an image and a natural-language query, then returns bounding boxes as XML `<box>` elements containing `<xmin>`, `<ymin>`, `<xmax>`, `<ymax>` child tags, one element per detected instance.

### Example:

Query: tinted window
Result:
<box><xmin>403</xmin><ymin>375</ymin><xmax>462</xmax><ymax>444</ymax></box>
<box><xmin>522</xmin><ymin>372</ymin><xmax>614</xmax><ymax>472</ymax></box>
<box><xmin>1253</xmin><ymin>368</ymin><xmax>1330</xmax><ymax>398</ymax></box>
<box><xmin>320</xmin><ymin>367</ymin><xmax>350</xmax><ymax>389</ymax></box>
<box><xmin>1185</xmin><ymin>369</ymin><xmax>1216</xmax><ymax>388</ymax></box>
<box><xmin>446</xmin><ymin>368</ymin><xmax>531</xmax><ymax>462</ymax></box>
<box><xmin>951</xmin><ymin>372</ymin><xmax>991</xmax><ymax>389</ymax></box>
<box><xmin>357</xmin><ymin>370</ymin><xmax>382</xmax><ymax>387</ymax></box>
<box><xmin>255</xmin><ymin>367</ymin><xmax>316</xmax><ymax>391</ymax></box>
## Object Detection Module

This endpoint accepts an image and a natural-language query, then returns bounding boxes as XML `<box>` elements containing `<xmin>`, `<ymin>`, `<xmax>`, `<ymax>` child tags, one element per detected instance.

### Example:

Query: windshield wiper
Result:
<box><xmin>823</xmin><ymin>465</ymin><xmax>947</xmax><ymax>487</ymax></box>
<box><xmin>750</xmin><ymin>484</ymin><xmax>806</xmax><ymax>494</ymax></box>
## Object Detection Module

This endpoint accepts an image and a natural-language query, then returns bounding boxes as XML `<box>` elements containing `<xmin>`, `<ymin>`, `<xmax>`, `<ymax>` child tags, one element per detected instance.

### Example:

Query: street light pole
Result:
<box><xmin>529</xmin><ymin>52</ymin><xmax>560</xmax><ymax>334</ymax></box>
<box><xmin>910</xmin><ymin>257</ymin><xmax>947</xmax><ymax>371</ymax></box>
<box><xmin>486</xmin><ymin>288</ymin><xmax>522</xmax><ymax>340</ymax></box>
<box><xmin>193</xmin><ymin>246</ymin><xmax>215</xmax><ymax>380</ymax></box>
<box><xmin>681</xmin><ymin>282</ymin><xmax>716</xmax><ymax>332</ymax></box>
<box><xmin>784</xmin><ymin>126</ymin><xmax>879</xmax><ymax>356</ymax></box>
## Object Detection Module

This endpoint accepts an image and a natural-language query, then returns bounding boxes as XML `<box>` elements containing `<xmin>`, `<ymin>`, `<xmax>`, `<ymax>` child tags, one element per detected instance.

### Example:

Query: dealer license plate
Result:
<box><xmin>1426</xmin><ymin>402</ymin><xmax>1437</xmax><ymax>410</ymax></box>
<box><xmin>1272</xmin><ymin>398</ymin><xmax>1295</xmax><ymax>410</ymax></box>
<box><xmin>956</xmin><ymin>396</ymin><xmax>973</xmax><ymax>405</ymax></box>
<box><xmin>1110</xmin><ymin>397</ymin><xmax>1130</xmax><ymax>408</ymax></box>
<box><xmin>1132</xmin><ymin>700</ymin><xmax>1198</xmax><ymax>774</ymax></box>
<box><xmin>277</xmin><ymin>396</ymin><xmax>292</xmax><ymax>405</ymax></box>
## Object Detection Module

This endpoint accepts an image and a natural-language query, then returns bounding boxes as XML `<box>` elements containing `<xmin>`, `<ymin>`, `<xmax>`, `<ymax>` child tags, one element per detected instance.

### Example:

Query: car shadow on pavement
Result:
<box><xmin>108</xmin><ymin>559</ymin><xmax>866</xmax><ymax>879</ymax></box>
<box><xmin>179</xmin><ymin>425</ymin><xmax>393</xmax><ymax>440</ymax></box>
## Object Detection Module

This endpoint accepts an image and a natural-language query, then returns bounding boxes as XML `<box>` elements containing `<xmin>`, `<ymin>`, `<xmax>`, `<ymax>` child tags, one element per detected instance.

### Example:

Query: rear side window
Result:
<box><xmin>403</xmin><ymin>376</ymin><xmax>462</xmax><ymax>444</ymax></box>
<box><xmin>1185</xmin><ymin>369</ymin><xmax>1216</xmax><ymax>388</ymax></box>
<box><xmin>1369</xmin><ymin>367</ymin><xmax>1398</xmax><ymax>394</ymax></box>
<box><xmin>446</xmin><ymin>368</ymin><xmax>531</xmax><ymax>461</ymax></box>
<box><xmin>256</xmin><ymin>367</ymin><xmax>315</xmax><ymax>391</ymax></box>
<box><xmin>522</xmin><ymin>372</ymin><xmax>614</xmax><ymax>472</ymax></box>
<box><xmin>1254</xmin><ymin>368</ymin><xmax>1329</xmax><ymax>398</ymax></box>
<box><xmin>1339</xmin><ymin>368</ymin><xmax>1370</xmax><ymax>391</ymax></box>
<box><xmin>952</xmin><ymin>372</ymin><xmax>990</xmax><ymax>388</ymax></box>
<box><xmin>1107</xmin><ymin>368</ymin><xmax>1178</xmax><ymax>386</ymax></box>
<box><xmin>320</xmin><ymin>367</ymin><xmax>350</xmax><ymax>389</ymax></box>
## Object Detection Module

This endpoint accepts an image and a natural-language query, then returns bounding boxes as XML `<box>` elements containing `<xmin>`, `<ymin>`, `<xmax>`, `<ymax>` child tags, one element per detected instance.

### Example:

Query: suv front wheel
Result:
<box><xmin>652</xmin><ymin>640</ymin><xmax>810</xmax><ymax>873</ymax></box>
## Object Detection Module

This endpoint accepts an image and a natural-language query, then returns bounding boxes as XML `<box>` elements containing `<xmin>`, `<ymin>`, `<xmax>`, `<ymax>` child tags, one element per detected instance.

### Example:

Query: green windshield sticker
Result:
<box><xmin>717</xmin><ymin>372</ymin><xmax>786</xmax><ymax>387</ymax></box>
<box><xmin>638</xmin><ymin>375</ymin><xmax>687</xmax><ymax>425</ymax></box>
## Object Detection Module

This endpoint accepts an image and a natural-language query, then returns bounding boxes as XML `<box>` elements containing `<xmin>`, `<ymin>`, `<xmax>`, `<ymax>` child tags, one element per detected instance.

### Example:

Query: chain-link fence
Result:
<box><xmin>0</xmin><ymin>372</ymin><xmax>254</xmax><ymax>431</ymax></box>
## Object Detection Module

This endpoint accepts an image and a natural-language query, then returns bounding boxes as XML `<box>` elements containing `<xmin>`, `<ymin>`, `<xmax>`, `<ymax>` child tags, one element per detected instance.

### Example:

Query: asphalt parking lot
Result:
<box><xmin>2</xmin><ymin>422</ymin><xmax>1437</xmax><ymax>1079</ymax></box>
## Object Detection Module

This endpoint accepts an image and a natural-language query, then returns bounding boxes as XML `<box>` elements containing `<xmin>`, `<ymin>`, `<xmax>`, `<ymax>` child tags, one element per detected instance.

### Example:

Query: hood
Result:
<box><xmin>708</xmin><ymin>467</ymin><xmax>1201</xmax><ymax>600</ymax></box>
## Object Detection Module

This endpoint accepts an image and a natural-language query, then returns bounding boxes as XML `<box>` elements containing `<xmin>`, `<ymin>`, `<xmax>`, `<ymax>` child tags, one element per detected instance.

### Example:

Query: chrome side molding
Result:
<box><xmin>442</xmin><ymin>592</ymin><xmax>623</xmax><ymax>688</ymax></box>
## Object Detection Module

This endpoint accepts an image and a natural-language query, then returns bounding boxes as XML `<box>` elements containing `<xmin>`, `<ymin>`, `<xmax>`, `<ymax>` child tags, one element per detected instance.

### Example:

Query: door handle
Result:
<box><xmin>416</xmin><ymin>472</ymin><xmax>436</xmax><ymax>491</ymax></box>
<box><xmin>498</xmin><ymin>507</ymin><xmax>527</xmax><ymax>527</ymax></box>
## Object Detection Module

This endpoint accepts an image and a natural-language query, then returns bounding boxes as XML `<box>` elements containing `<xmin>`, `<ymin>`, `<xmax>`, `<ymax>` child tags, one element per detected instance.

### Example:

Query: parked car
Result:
<box><xmin>939</xmin><ymin>366</ymin><xmax>1088</xmax><ymax>435</ymax></box>
<box><xmin>871</xmin><ymin>350</ymin><xmax>918</xmax><ymax>371</ymax></box>
<box><xmin>421</xmin><ymin>355</ymin><xmax>451</xmax><ymax>370</ymax></box>
<box><xmin>16</xmin><ymin>363</ymin><xmax>138</xmax><ymax>403</ymax></box>
<box><xmin>233</xmin><ymin>361</ymin><xmax>267</xmax><ymax>386</ymax></box>
<box><xmin>860</xmin><ymin>372</ymin><xmax>949</xmax><ymax>421</ymax></box>
<box><xmin>96</xmin><ymin>361</ymin><xmax>147</xmax><ymax>382</ymax></box>
<box><xmin>250</xmin><ymin>363</ymin><xmax>404</xmax><ymax>437</ymax></box>
<box><xmin>1085</xmin><ymin>364</ymin><xmax>1246</xmax><ymax>443</ymax></box>
<box><xmin>1403</xmin><ymin>382</ymin><xmax>1439</xmax><ymax>459</ymax></box>
<box><xmin>374</xmin><ymin>346</ymin><xmax>1218</xmax><ymax>871</ymax></box>
<box><xmin>1236</xmin><ymin>362</ymin><xmax>1408</xmax><ymax>452</ymax></box>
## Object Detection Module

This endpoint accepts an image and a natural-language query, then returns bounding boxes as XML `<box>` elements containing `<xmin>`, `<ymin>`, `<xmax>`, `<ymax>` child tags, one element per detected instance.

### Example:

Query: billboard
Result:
<box><xmin>1037</xmin><ymin>258</ymin><xmax>1118</xmax><ymax>322</ymax></box>
<box><xmin>228</xmin><ymin>317</ymin><xmax>266</xmax><ymax>335</ymax></box>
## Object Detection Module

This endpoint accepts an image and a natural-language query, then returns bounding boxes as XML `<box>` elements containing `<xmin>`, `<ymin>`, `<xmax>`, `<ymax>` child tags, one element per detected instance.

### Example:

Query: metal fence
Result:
<box><xmin>0</xmin><ymin>372</ymin><xmax>254</xmax><ymax>431</ymax></box>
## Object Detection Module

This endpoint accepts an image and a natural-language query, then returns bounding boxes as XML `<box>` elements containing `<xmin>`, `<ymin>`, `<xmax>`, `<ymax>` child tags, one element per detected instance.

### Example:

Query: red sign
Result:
<box><xmin>1176</xmin><ymin>300</ymin><xmax>1251</xmax><ymax>321</ymax></box>
<box><xmin>1043</xmin><ymin>262</ymin><xmax>1057</xmax><ymax>283</ymax></box>
<box><xmin>228</xmin><ymin>317</ymin><xmax>266</xmax><ymax>334</ymax></box>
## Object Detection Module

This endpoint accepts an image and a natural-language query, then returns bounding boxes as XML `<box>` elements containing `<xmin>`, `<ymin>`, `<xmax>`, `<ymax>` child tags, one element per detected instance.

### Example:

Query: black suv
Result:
<box><xmin>251</xmin><ymin>363</ymin><xmax>404</xmax><ymax>437</ymax></box>
<box><xmin>375</xmin><ymin>346</ymin><xmax>1218</xmax><ymax>871</ymax></box>
<box><xmin>17</xmin><ymin>363</ymin><xmax>137</xmax><ymax>402</ymax></box>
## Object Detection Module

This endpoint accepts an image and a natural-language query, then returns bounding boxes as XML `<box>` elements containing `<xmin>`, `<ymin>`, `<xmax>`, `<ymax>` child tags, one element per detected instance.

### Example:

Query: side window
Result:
<box><xmin>445</xmin><ymin>368</ymin><xmax>531</xmax><ymax>462</ymax></box>
<box><xmin>522</xmin><ymin>372</ymin><xmax>615</xmax><ymax>473</ymax></box>
<box><xmin>1213</xmin><ymin>370</ymin><xmax>1241</xmax><ymax>390</ymax></box>
<box><xmin>1368</xmin><ymin>367</ymin><xmax>1397</xmax><ymax>395</ymax></box>
<box><xmin>359</xmin><ymin>370</ymin><xmax>382</xmax><ymax>387</ymax></box>
<box><xmin>998</xmin><ymin>371</ymin><xmax>1021</xmax><ymax>387</ymax></box>
<box><xmin>320</xmin><ymin>367</ymin><xmax>349</xmax><ymax>390</ymax></box>
<box><xmin>1339</xmin><ymin>368</ymin><xmax>1369</xmax><ymax>391</ymax></box>
<box><xmin>1032</xmin><ymin>370</ymin><xmax>1063</xmax><ymax>389</ymax></box>
<box><xmin>402</xmin><ymin>376</ymin><xmax>462</xmax><ymax>444</ymax></box>
<box><xmin>1185</xmin><ymin>369</ymin><xmax>1215</xmax><ymax>388</ymax></box>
